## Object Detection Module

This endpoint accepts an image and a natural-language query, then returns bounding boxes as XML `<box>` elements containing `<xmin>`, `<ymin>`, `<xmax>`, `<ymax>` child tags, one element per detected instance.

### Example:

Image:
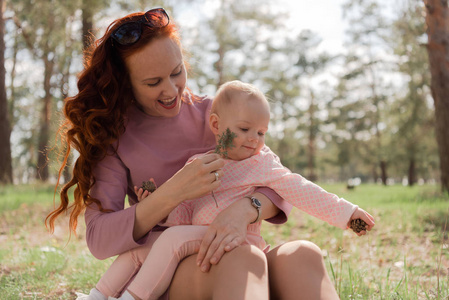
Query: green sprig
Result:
<box><xmin>212</xmin><ymin>128</ymin><xmax>236</xmax><ymax>207</ymax></box>
<box><xmin>214</xmin><ymin>128</ymin><xmax>237</xmax><ymax>158</ymax></box>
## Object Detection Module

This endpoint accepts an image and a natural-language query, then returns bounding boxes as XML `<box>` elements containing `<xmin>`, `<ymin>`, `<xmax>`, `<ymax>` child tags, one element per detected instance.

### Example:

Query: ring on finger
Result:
<box><xmin>214</xmin><ymin>172</ymin><xmax>219</xmax><ymax>182</ymax></box>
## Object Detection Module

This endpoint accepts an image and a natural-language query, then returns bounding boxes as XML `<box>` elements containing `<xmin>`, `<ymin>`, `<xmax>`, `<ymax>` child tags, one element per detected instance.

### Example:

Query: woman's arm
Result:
<box><xmin>195</xmin><ymin>191</ymin><xmax>282</xmax><ymax>272</ymax></box>
<box><xmin>85</xmin><ymin>151</ymin><xmax>140</xmax><ymax>260</ymax></box>
<box><xmin>133</xmin><ymin>153</ymin><xmax>225</xmax><ymax>240</ymax></box>
<box><xmin>86</xmin><ymin>150</ymin><xmax>224</xmax><ymax>259</ymax></box>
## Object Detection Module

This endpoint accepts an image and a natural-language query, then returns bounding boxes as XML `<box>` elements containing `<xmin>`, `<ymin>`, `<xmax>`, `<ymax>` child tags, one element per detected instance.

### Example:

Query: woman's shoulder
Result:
<box><xmin>181</xmin><ymin>92</ymin><xmax>213</xmax><ymax>122</ymax></box>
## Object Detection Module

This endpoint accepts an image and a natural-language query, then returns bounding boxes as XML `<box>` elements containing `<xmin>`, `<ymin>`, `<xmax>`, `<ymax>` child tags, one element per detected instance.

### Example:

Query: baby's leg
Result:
<box><xmin>96</xmin><ymin>231</ymin><xmax>163</xmax><ymax>297</ymax></box>
<box><xmin>127</xmin><ymin>225</ymin><xmax>208</xmax><ymax>300</ymax></box>
<box><xmin>95</xmin><ymin>248</ymin><xmax>144</xmax><ymax>297</ymax></box>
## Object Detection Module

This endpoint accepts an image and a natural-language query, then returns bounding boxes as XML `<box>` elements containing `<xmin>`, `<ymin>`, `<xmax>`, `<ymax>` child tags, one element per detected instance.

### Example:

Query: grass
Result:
<box><xmin>0</xmin><ymin>184</ymin><xmax>114</xmax><ymax>299</ymax></box>
<box><xmin>261</xmin><ymin>184</ymin><xmax>449</xmax><ymax>299</ymax></box>
<box><xmin>0</xmin><ymin>183</ymin><xmax>448</xmax><ymax>299</ymax></box>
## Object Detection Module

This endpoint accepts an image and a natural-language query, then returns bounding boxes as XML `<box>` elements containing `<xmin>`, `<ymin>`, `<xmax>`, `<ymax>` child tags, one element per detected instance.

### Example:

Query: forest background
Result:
<box><xmin>1</xmin><ymin>0</ymin><xmax>449</xmax><ymax>299</ymax></box>
<box><xmin>0</xmin><ymin>0</ymin><xmax>448</xmax><ymax>191</ymax></box>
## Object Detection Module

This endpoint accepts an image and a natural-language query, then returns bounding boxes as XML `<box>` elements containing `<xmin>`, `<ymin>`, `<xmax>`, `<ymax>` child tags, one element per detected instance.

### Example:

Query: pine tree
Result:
<box><xmin>424</xmin><ymin>0</ymin><xmax>449</xmax><ymax>193</ymax></box>
<box><xmin>0</xmin><ymin>0</ymin><xmax>12</xmax><ymax>184</ymax></box>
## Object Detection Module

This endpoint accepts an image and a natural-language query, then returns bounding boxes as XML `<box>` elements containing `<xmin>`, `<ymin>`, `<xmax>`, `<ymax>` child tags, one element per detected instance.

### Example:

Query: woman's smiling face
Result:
<box><xmin>125</xmin><ymin>36</ymin><xmax>187</xmax><ymax>117</ymax></box>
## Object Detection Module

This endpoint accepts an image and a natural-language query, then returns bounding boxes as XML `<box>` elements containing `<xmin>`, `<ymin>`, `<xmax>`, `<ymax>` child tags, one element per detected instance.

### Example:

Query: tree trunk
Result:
<box><xmin>408</xmin><ymin>158</ymin><xmax>416</xmax><ymax>186</ymax></box>
<box><xmin>82</xmin><ymin>1</ymin><xmax>94</xmax><ymax>51</ymax></box>
<box><xmin>307</xmin><ymin>89</ymin><xmax>317</xmax><ymax>182</ymax></box>
<box><xmin>425</xmin><ymin>0</ymin><xmax>449</xmax><ymax>193</ymax></box>
<box><xmin>36</xmin><ymin>55</ymin><xmax>54</xmax><ymax>181</ymax></box>
<box><xmin>380</xmin><ymin>160</ymin><xmax>387</xmax><ymax>185</ymax></box>
<box><xmin>372</xmin><ymin>164</ymin><xmax>378</xmax><ymax>183</ymax></box>
<box><xmin>60</xmin><ymin>55</ymin><xmax>72</xmax><ymax>185</ymax></box>
<box><xmin>0</xmin><ymin>0</ymin><xmax>13</xmax><ymax>184</ymax></box>
<box><xmin>8</xmin><ymin>30</ymin><xmax>18</xmax><ymax>124</ymax></box>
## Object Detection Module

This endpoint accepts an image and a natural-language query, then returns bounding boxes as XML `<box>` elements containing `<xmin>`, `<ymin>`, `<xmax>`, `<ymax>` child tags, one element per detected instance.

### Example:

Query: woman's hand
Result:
<box><xmin>133</xmin><ymin>154</ymin><xmax>224</xmax><ymax>240</ymax></box>
<box><xmin>195</xmin><ymin>191</ymin><xmax>280</xmax><ymax>272</ymax></box>
<box><xmin>196</xmin><ymin>192</ymin><xmax>280</xmax><ymax>272</ymax></box>
<box><xmin>348</xmin><ymin>208</ymin><xmax>375</xmax><ymax>236</ymax></box>
<box><xmin>196</xmin><ymin>203</ymin><xmax>250</xmax><ymax>272</ymax></box>
<box><xmin>158</xmin><ymin>153</ymin><xmax>225</xmax><ymax>205</ymax></box>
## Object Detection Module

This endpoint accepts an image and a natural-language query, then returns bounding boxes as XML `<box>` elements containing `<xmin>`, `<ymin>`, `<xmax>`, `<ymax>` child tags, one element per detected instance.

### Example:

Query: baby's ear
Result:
<box><xmin>209</xmin><ymin>113</ymin><xmax>220</xmax><ymax>134</ymax></box>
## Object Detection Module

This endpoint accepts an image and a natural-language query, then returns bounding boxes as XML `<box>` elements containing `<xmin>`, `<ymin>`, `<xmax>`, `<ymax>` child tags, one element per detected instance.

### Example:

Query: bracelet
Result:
<box><xmin>246</xmin><ymin>196</ymin><xmax>262</xmax><ymax>224</ymax></box>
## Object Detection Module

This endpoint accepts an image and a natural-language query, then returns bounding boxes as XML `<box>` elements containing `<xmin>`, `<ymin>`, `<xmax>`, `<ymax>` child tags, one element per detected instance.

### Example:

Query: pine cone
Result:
<box><xmin>141</xmin><ymin>180</ymin><xmax>156</xmax><ymax>193</ymax></box>
<box><xmin>350</xmin><ymin>219</ymin><xmax>367</xmax><ymax>233</ymax></box>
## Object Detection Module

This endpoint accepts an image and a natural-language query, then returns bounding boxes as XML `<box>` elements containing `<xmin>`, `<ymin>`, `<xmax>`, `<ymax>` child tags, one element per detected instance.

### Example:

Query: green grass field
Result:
<box><xmin>0</xmin><ymin>184</ymin><xmax>448</xmax><ymax>299</ymax></box>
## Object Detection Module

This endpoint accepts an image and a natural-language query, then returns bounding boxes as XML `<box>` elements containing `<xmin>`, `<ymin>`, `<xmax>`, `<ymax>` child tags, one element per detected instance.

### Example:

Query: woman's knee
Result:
<box><xmin>267</xmin><ymin>240</ymin><xmax>325</xmax><ymax>267</ymax></box>
<box><xmin>220</xmin><ymin>244</ymin><xmax>268</xmax><ymax>275</ymax></box>
<box><xmin>266</xmin><ymin>241</ymin><xmax>338</xmax><ymax>300</ymax></box>
<box><xmin>170</xmin><ymin>246</ymin><xmax>269</xmax><ymax>300</ymax></box>
<box><xmin>292</xmin><ymin>240</ymin><xmax>323</xmax><ymax>259</ymax></box>
<box><xmin>212</xmin><ymin>245</ymin><xmax>269</xmax><ymax>299</ymax></box>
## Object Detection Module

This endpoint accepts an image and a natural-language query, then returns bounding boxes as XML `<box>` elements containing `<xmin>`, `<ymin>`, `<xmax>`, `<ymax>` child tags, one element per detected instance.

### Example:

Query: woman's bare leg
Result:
<box><xmin>266</xmin><ymin>240</ymin><xmax>340</xmax><ymax>300</ymax></box>
<box><xmin>168</xmin><ymin>245</ymin><xmax>269</xmax><ymax>300</ymax></box>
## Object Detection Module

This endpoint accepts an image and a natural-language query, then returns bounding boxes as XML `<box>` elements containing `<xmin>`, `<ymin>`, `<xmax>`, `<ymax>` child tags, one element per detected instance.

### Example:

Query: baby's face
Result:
<box><xmin>216</xmin><ymin>96</ymin><xmax>270</xmax><ymax>161</ymax></box>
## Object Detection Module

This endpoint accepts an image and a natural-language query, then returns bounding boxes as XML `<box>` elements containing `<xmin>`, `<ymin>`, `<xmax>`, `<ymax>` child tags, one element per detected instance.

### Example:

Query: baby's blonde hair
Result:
<box><xmin>211</xmin><ymin>80</ymin><xmax>268</xmax><ymax>114</ymax></box>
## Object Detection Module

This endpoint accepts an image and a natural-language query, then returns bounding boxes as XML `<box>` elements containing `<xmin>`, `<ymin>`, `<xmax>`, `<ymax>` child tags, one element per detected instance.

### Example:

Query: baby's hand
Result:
<box><xmin>348</xmin><ymin>208</ymin><xmax>375</xmax><ymax>236</ymax></box>
<box><xmin>134</xmin><ymin>178</ymin><xmax>157</xmax><ymax>202</ymax></box>
<box><xmin>134</xmin><ymin>186</ymin><xmax>150</xmax><ymax>201</ymax></box>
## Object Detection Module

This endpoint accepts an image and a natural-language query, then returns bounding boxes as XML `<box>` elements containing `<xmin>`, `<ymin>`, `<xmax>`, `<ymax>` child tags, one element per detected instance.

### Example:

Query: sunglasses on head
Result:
<box><xmin>111</xmin><ymin>8</ymin><xmax>169</xmax><ymax>46</ymax></box>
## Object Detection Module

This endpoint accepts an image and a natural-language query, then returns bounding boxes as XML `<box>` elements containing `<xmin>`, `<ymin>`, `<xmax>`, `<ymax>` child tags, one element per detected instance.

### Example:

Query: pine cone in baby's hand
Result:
<box><xmin>141</xmin><ymin>180</ymin><xmax>156</xmax><ymax>193</ymax></box>
<box><xmin>350</xmin><ymin>219</ymin><xmax>367</xmax><ymax>233</ymax></box>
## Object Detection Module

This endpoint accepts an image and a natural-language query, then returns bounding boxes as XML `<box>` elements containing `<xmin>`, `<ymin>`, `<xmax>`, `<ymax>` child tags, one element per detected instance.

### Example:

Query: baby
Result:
<box><xmin>82</xmin><ymin>80</ymin><xmax>375</xmax><ymax>300</ymax></box>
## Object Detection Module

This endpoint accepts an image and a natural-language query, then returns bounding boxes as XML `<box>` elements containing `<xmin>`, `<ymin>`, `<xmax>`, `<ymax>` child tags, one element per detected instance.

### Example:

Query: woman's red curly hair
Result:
<box><xmin>46</xmin><ymin>11</ymin><xmax>183</xmax><ymax>235</ymax></box>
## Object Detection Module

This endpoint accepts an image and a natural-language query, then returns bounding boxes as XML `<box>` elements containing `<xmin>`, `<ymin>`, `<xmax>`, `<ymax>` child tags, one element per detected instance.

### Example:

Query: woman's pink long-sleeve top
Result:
<box><xmin>85</xmin><ymin>96</ymin><xmax>292</xmax><ymax>260</ymax></box>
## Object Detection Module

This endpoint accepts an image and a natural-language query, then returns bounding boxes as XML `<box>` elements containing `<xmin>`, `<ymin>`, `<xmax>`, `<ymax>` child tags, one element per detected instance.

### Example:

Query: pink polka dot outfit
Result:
<box><xmin>162</xmin><ymin>146</ymin><xmax>357</xmax><ymax>232</ymax></box>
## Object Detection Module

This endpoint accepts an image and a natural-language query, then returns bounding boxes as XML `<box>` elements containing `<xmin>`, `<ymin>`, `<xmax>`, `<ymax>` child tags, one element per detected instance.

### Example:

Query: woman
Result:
<box><xmin>47</xmin><ymin>8</ymin><xmax>339</xmax><ymax>300</ymax></box>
